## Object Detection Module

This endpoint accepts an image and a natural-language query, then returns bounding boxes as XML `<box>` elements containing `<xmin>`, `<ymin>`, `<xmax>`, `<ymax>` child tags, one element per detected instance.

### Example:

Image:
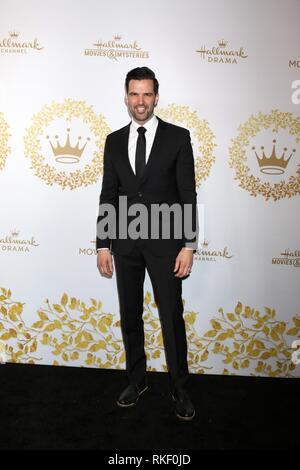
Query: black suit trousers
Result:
<box><xmin>113</xmin><ymin>241</ymin><xmax>189</xmax><ymax>391</ymax></box>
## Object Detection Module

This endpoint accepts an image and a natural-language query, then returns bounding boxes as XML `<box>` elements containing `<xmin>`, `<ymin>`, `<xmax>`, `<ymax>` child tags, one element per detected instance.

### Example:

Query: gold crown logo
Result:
<box><xmin>47</xmin><ymin>128</ymin><xmax>90</xmax><ymax>163</ymax></box>
<box><xmin>218</xmin><ymin>39</ymin><xmax>228</xmax><ymax>48</ymax></box>
<box><xmin>252</xmin><ymin>139</ymin><xmax>296</xmax><ymax>175</ymax></box>
<box><xmin>9</xmin><ymin>31</ymin><xmax>19</xmax><ymax>38</ymax></box>
<box><xmin>114</xmin><ymin>35</ymin><xmax>122</xmax><ymax>40</ymax></box>
<box><xmin>201</xmin><ymin>240</ymin><xmax>209</xmax><ymax>247</ymax></box>
<box><xmin>11</xmin><ymin>229</ymin><xmax>19</xmax><ymax>237</ymax></box>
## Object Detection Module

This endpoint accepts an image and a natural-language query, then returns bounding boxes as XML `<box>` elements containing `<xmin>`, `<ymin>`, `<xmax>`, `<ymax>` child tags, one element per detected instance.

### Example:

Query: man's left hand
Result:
<box><xmin>174</xmin><ymin>248</ymin><xmax>194</xmax><ymax>278</ymax></box>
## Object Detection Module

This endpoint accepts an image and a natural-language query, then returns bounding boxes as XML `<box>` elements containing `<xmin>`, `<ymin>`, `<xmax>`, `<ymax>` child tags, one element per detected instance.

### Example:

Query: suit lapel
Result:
<box><xmin>139</xmin><ymin>117</ymin><xmax>166</xmax><ymax>185</ymax></box>
<box><xmin>119</xmin><ymin>123</ymin><xmax>137</xmax><ymax>182</ymax></box>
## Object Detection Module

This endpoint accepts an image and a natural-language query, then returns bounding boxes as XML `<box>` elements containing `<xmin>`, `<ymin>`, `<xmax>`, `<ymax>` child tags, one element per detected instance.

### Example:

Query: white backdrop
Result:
<box><xmin>0</xmin><ymin>0</ymin><xmax>299</xmax><ymax>377</ymax></box>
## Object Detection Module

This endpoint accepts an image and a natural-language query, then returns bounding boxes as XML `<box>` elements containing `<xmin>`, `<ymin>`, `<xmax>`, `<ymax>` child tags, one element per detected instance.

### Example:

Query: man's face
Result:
<box><xmin>125</xmin><ymin>79</ymin><xmax>159</xmax><ymax>125</ymax></box>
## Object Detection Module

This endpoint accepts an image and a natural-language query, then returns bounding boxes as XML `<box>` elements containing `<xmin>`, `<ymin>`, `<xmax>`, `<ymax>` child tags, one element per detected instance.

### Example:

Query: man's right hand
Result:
<box><xmin>97</xmin><ymin>250</ymin><xmax>114</xmax><ymax>278</ymax></box>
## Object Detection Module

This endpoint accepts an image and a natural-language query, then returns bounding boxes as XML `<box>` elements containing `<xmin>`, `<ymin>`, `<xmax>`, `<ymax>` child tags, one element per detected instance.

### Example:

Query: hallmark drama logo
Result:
<box><xmin>196</xmin><ymin>39</ymin><xmax>248</xmax><ymax>64</ymax></box>
<box><xmin>0</xmin><ymin>229</ymin><xmax>39</xmax><ymax>253</ymax></box>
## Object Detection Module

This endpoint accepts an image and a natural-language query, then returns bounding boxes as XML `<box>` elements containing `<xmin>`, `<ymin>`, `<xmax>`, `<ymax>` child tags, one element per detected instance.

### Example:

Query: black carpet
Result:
<box><xmin>0</xmin><ymin>363</ymin><xmax>299</xmax><ymax>450</ymax></box>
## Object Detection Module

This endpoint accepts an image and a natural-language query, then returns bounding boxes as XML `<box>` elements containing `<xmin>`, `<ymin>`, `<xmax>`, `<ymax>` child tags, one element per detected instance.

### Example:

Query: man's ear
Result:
<box><xmin>154</xmin><ymin>93</ymin><xmax>159</xmax><ymax>106</ymax></box>
<box><xmin>124</xmin><ymin>94</ymin><xmax>128</xmax><ymax>106</ymax></box>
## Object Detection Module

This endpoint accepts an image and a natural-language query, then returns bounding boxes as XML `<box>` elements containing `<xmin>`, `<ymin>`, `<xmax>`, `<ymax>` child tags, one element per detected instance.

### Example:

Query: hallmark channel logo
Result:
<box><xmin>0</xmin><ymin>229</ymin><xmax>39</xmax><ymax>253</ymax></box>
<box><xmin>0</xmin><ymin>31</ymin><xmax>43</xmax><ymax>54</ymax></box>
<box><xmin>272</xmin><ymin>249</ymin><xmax>300</xmax><ymax>267</ymax></box>
<box><xmin>196</xmin><ymin>39</ymin><xmax>248</xmax><ymax>64</ymax></box>
<box><xmin>194</xmin><ymin>240</ymin><xmax>233</xmax><ymax>262</ymax></box>
<box><xmin>84</xmin><ymin>34</ymin><xmax>149</xmax><ymax>61</ymax></box>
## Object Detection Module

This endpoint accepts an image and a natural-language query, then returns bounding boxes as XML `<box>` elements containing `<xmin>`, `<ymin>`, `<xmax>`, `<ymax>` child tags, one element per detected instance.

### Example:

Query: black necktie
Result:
<box><xmin>135</xmin><ymin>126</ymin><xmax>147</xmax><ymax>179</ymax></box>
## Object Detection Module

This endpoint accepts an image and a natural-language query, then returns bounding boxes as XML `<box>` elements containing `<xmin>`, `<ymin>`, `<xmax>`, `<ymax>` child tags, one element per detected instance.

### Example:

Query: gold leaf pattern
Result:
<box><xmin>23</xmin><ymin>99</ymin><xmax>111</xmax><ymax>190</ymax></box>
<box><xmin>229</xmin><ymin>110</ymin><xmax>300</xmax><ymax>200</ymax></box>
<box><xmin>0</xmin><ymin>287</ymin><xmax>299</xmax><ymax>377</ymax></box>
<box><xmin>0</xmin><ymin>113</ymin><xmax>10</xmax><ymax>171</ymax></box>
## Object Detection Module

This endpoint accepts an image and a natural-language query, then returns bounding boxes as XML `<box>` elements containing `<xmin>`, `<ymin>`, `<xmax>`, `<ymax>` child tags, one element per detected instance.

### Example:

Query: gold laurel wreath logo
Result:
<box><xmin>24</xmin><ymin>99</ymin><xmax>111</xmax><ymax>189</ymax></box>
<box><xmin>156</xmin><ymin>104</ymin><xmax>216</xmax><ymax>188</ymax></box>
<box><xmin>1</xmin><ymin>287</ymin><xmax>299</xmax><ymax>378</ymax></box>
<box><xmin>229</xmin><ymin>110</ymin><xmax>300</xmax><ymax>200</ymax></box>
<box><xmin>0</xmin><ymin>113</ymin><xmax>10</xmax><ymax>172</ymax></box>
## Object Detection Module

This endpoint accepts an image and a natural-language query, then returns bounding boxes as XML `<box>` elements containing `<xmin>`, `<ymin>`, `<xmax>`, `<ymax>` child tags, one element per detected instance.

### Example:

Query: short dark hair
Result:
<box><xmin>125</xmin><ymin>67</ymin><xmax>159</xmax><ymax>94</ymax></box>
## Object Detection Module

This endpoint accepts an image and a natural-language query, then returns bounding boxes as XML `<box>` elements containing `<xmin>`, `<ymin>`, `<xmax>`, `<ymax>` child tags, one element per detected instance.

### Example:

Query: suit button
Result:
<box><xmin>138</xmin><ymin>192</ymin><xmax>142</xmax><ymax>197</ymax></box>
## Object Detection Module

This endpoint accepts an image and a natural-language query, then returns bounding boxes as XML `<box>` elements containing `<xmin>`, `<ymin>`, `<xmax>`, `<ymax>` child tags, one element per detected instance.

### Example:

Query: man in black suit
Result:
<box><xmin>97</xmin><ymin>67</ymin><xmax>197</xmax><ymax>420</ymax></box>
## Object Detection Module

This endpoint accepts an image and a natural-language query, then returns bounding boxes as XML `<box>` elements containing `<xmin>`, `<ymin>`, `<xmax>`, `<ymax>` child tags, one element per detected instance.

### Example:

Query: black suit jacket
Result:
<box><xmin>96</xmin><ymin>117</ymin><xmax>198</xmax><ymax>256</ymax></box>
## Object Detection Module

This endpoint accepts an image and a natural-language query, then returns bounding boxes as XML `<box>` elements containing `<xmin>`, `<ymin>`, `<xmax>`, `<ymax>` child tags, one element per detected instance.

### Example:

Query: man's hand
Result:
<box><xmin>174</xmin><ymin>248</ymin><xmax>193</xmax><ymax>278</ymax></box>
<box><xmin>97</xmin><ymin>250</ymin><xmax>114</xmax><ymax>278</ymax></box>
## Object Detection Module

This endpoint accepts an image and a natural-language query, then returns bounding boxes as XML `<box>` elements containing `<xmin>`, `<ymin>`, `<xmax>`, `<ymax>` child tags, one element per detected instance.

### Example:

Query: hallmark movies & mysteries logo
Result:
<box><xmin>272</xmin><ymin>249</ymin><xmax>300</xmax><ymax>267</ymax></box>
<box><xmin>84</xmin><ymin>34</ymin><xmax>149</xmax><ymax>61</ymax></box>
<box><xmin>79</xmin><ymin>240</ymin><xmax>97</xmax><ymax>256</ymax></box>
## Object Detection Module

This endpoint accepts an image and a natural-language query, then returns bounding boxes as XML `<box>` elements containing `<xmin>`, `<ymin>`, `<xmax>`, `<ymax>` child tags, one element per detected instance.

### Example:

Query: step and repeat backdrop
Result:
<box><xmin>0</xmin><ymin>0</ymin><xmax>299</xmax><ymax>378</ymax></box>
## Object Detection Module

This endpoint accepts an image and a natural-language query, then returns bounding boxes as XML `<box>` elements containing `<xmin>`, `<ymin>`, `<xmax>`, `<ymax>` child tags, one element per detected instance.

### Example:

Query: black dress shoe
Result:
<box><xmin>172</xmin><ymin>388</ymin><xmax>195</xmax><ymax>421</ymax></box>
<box><xmin>117</xmin><ymin>383</ymin><xmax>148</xmax><ymax>407</ymax></box>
